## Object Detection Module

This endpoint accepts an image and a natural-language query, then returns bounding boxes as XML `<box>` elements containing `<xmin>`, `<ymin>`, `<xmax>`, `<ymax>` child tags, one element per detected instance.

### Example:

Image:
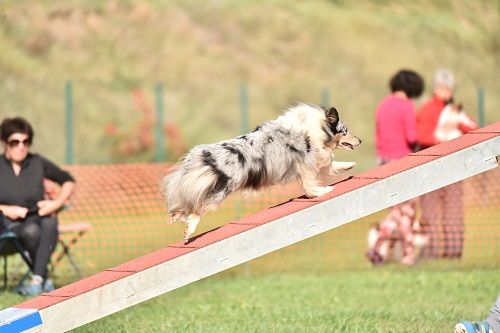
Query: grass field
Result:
<box><xmin>2</xmin><ymin>267</ymin><xmax>499</xmax><ymax>332</ymax></box>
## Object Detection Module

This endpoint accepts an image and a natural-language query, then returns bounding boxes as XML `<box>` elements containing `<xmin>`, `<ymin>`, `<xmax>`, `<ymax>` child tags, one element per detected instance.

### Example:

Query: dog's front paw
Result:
<box><xmin>343</xmin><ymin>161</ymin><xmax>356</xmax><ymax>170</ymax></box>
<box><xmin>331</xmin><ymin>161</ymin><xmax>356</xmax><ymax>174</ymax></box>
<box><xmin>306</xmin><ymin>185</ymin><xmax>334</xmax><ymax>198</ymax></box>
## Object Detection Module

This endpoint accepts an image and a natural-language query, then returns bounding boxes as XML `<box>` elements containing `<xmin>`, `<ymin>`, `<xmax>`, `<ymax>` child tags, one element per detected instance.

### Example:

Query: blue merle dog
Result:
<box><xmin>161</xmin><ymin>103</ymin><xmax>362</xmax><ymax>240</ymax></box>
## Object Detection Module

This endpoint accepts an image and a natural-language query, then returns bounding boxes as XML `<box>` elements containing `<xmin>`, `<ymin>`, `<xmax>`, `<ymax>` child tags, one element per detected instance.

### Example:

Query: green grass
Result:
<box><xmin>3</xmin><ymin>268</ymin><xmax>497</xmax><ymax>333</ymax></box>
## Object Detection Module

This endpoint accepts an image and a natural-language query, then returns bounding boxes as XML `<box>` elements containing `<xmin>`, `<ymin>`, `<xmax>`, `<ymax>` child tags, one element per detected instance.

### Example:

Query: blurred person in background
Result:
<box><xmin>0</xmin><ymin>117</ymin><xmax>75</xmax><ymax>296</ymax></box>
<box><xmin>366</xmin><ymin>69</ymin><xmax>425</xmax><ymax>266</ymax></box>
<box><xmin>455</xmin><ymin>294</ymin><xmax>500</xmax><ymax>333</ymax></box>
<box><xmin>417</xmin><ymin>69</ymin><xmax>478</xmax><ymax>259</ymax></box>
<box><xmin>366</xmin><ymin>198</ymin><xmax>428</xmax><ymax>266</ymax></box>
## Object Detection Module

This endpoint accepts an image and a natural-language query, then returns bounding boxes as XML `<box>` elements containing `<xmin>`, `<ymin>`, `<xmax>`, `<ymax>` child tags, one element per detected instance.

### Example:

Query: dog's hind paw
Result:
<box><xmin>183</xmin><ymin>214</ymin><xmax>201</xmax><ymax>240</ymax></box>
<box><xmin>184</xmin><ymin>227</ymin><xmax>194</xmax><ymax>241</ymax></box>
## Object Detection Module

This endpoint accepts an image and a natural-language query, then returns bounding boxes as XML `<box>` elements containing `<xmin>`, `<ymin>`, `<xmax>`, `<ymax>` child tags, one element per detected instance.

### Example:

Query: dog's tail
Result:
<box><xmin>161</xmin><ymin>164</ymin><xmax>219</xmax><ymax>222</ymax></box>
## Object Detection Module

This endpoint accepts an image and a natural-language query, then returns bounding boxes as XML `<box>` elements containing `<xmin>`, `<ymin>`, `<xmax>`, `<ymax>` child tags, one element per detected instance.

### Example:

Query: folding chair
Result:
<box><xmin>51</xmin><ymin>222</ymin><xmax>92</xmax><ymax>278</ymax></box>
<box><xmin>43</xmin><ymin>179</ymin><xmax>92</xmax><ymax>278</ymax></box>
<box><xmin>0</xmin><ymin>213</ymin><xmax>34</xmax><ymax>289</ymax></box>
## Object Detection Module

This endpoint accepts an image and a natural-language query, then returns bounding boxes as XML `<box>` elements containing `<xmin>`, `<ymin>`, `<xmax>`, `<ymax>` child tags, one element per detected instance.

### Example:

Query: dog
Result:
<box><xmin>434</xmin><ymin>103</ymin><xmax>476</xmax><ymax>142</ymax></box>
<box><xmin>161</xmin><ymin>103</ymin><xmax>362</xmax><ymax>240</ymax></box>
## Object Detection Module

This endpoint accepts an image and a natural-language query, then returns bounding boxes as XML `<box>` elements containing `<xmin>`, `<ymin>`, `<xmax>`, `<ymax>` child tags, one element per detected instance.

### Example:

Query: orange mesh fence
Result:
<box><xmin>49</xmin><ymin>163</ymin><xmax>500</xmax><ymax>280</ymax></box>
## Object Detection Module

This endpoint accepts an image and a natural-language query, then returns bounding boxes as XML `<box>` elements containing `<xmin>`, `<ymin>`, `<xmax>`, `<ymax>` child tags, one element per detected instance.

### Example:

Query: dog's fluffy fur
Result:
<box><xmin>434</xmin><ymin>103</ymin><xmax>476</xmax><ymax>142</ymax></box>
<box><xmin>161</xmin><ymin>103</ymin><xmax>362</xmax><ymax>240</ymax></box>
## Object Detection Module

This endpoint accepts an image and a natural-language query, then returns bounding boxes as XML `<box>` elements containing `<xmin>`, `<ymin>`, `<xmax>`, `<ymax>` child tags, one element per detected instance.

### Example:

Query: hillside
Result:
<box><xmin>0</xmin><ymin>0</ymin><xmax>499</xmax><ymax>169</ymax></box>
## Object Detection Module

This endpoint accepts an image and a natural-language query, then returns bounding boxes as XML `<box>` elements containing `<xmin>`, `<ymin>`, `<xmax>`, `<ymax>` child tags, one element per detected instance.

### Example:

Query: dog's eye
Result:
<box><xmin>336</xmin><ymin>121</ymin><xmax>348</xmax><ymax>135</ymax></box>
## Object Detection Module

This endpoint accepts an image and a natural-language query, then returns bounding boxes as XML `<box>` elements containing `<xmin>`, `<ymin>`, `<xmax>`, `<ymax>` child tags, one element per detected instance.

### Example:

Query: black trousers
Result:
<box><xmin>6</xmin><ymin>215</ymin><xmax>58</xmax><ymax>278</ymax></box>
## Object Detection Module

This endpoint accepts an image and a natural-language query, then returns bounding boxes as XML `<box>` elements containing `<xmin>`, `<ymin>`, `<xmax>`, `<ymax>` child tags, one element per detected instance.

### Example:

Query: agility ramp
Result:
<box><xmin>1</xmin><ymin>123</ymin><xmax>499</xmax><ymax>333</ymax></box>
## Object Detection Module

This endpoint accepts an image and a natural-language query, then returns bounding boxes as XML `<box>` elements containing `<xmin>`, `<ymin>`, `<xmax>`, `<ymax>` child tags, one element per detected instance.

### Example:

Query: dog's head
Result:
<box><xmin>449</xmin><ymin>102</ymin><xmax>463</xmax><ymax>113</ymax></box>
<box><xmin>322</xmin><ymin>106</ymin><xmax>362</xmax><ymax>151</ymax></box>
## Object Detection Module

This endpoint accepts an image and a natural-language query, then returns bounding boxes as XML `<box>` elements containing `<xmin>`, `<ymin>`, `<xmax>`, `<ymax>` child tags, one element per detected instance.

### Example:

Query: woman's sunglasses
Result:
<box><xmin>7</xmin><ymin>139</ymin><xmax>32</xmax><ymax>148</ymax></box>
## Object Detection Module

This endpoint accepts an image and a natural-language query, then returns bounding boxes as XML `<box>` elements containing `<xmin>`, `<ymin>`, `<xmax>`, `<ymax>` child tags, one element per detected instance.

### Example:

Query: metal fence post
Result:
<box><xmin>477</xmin><ymin>87</ymin><xmax>485</xmax><ymax>127</ymax></box>
<box><xmin>155</xmin><ymin>83</ymin><xmax>166</xmax><ymax>162</ymax></box>
<box><xmin>240</xmin><ymin>84</ymin><xmax>249</xmax><ymax>135</ymax></box>
<box><xmin>321</xmin><ymin>87</ymin><xmax>331</xmax><ymax>107</ymax></box>
<box><xmin>239</xmin><ymin>83</ymin><xmax>251</xmax><ymax>276</ymax></box>
<box><xmin>477</xmin><ymin>87</ymin><xmax>488</xmax><ymax>204</ymax></box>
<box><xmin>65</xmin><ymin>81</ymin><xmax>74</xmax><ymax>165</ymax></box>
<box><xmin>236</xmin><ymin>84</ymin><xmax>250</xmax><ymax>220</ymax></box>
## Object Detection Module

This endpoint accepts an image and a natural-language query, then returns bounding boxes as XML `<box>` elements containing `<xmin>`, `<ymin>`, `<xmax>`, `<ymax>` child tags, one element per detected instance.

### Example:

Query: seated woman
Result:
<box><xmin>0</xmin><ymin>117</ymin><xmax>75</xmax><ymax>296</ymax></box>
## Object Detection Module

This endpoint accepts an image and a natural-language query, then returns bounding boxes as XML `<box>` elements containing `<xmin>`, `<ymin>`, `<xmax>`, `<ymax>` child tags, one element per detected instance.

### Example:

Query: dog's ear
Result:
<box><xmin>325</xmin><ymin>107</ymin><xmax>339</xmax><ymax>124</ymax></box>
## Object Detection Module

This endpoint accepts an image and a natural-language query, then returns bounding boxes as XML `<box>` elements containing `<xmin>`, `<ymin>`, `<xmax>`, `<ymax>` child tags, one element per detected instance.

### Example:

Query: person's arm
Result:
<box><xmin>37</xmin><ymin>181</ymin><xmax>75</xmax><ymax>216</ymax></box>
<box><xmin>416</xmin><ymin>104</ymin><xmax>439</xmax><ymax>147</ymax></box>
<box><xmin>404</xmin><ymin>104</ymin><xmax>418</xmax><ymax>149</ymax></box>
<box><xmin>37</xmin><ymin>156</ymin><xmax>76</xmax><ymax>216</ymax></box>
<box><xmin>0</xmin><ymin>204</ymin><xmax>28</xmax><ymax>220</ymax></box>
<box><xmin>457</xmin><ymin>112</ymin><xmax>478</xmax><ymax>134</ymax></box>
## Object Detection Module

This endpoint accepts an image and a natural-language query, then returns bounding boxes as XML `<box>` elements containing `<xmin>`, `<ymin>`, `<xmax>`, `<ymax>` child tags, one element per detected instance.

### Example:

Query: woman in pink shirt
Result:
<box><xmin>376</xmin><ymin>69</ymin><xmax>424</xmax><ymax>163</ymax></box>
<box><xmin>367</xmin><ymin>69</ymin><xmax>425</xmax><ymax>266</ymax></box>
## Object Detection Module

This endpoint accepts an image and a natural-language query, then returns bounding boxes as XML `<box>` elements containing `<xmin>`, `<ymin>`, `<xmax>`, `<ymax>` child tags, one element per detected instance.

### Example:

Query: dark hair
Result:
<box><xmin>0</xmin><ymin>117</ymin><xmax>34</xmax><ymax>143</ymax></box>
<box><xmin>389</xmin><ymin>69</ymin><xmax>425</xmax><ymax>98</ymax></box>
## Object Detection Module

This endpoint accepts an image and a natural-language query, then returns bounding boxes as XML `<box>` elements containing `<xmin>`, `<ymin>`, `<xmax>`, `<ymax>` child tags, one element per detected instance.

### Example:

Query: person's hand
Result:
<box><xmin>37</xmin><ymin>200</ymin><xmax>62</xmax><ymax>217</ymax></box>
<box><xmin>2</xmin><ymin>206</ymin><xmax>28</xmax><ymax>220</ymax></box>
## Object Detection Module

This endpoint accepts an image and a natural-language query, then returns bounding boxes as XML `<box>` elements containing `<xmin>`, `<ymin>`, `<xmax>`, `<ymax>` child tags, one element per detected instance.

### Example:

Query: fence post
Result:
<box><xmin>155</xmin><ymin>83</ymin><xmax>166</xmax><ymax>162</ymax></box>
<box><xmin>477</xmin><ymin>87</ymin><xmax>488</xmax><ymax>205</ymax></box>
<box><xmin>321</xmin><ymin>87</ymin><xmax>331</xmax><ymax>107</ymax></box>
<box><xmin>64</xmin><ymin>81</ymin><xmax>74</xmax><ymax>165</ymax></box>
<box><xmin>240</xmin><ymin>84</ymin><xmax>249</xmax><ymax>134</ymax></box>
<box><xmin>236</xmin><ymin>84</ymin><xmax>249</xmax><ymax>220</ymax></box>
<box><xmin>477</xmin><ymin>87</ymin><xmax>485</xmax><ymax>127</ymax></box>
<box><xmin>238</xmin><ymin>83</ymin><xmax>251</xmax><ymax>276</ymax></box>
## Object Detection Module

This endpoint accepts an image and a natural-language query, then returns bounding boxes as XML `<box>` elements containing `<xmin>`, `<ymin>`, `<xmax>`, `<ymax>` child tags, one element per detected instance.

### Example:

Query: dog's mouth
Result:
<box><xmin>341</xmin><ymin>142</ymin><xmax>354</xmax><ymax>150</ymax></box>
